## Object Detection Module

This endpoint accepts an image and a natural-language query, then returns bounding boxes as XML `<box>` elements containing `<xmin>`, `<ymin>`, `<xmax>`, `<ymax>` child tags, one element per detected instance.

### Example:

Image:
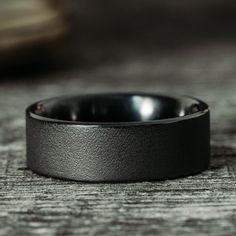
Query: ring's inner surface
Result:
<box><xmin>32</xmin><ymin>94</ymin><xmax>207</xmax><ymax>123</ymax></box>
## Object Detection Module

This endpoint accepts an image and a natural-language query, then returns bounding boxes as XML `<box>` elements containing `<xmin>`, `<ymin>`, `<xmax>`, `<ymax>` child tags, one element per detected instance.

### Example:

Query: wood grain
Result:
<box><xmin>0</xmin><ymin>17</ymin><xmax>236</xmax><ymax>236</ymax></box>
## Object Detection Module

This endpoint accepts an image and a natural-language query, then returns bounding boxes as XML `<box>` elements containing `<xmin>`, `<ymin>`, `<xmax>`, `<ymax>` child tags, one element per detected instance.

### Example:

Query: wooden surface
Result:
<box><xmin>0</xmin><ymin>41</ymin><xmax>236</xmax><ymax>236</ymax></box>
<box><xmin>1</xmin><ymin>1</ymin><xmax>236</xmax><ymax>235</ymax></box>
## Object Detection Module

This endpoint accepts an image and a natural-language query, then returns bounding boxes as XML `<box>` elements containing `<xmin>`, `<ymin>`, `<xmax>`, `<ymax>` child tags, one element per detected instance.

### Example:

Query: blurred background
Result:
<box><xmin>1</xmin><ymin>0</ymin><xmax>236</xmax><ymax>76</ymax></box>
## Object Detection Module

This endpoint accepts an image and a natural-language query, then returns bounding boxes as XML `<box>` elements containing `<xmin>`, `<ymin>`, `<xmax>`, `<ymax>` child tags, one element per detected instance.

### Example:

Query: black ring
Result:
<box><xmin>26</xmin><ymin>93</ymin><xmax>210</xmax><ymax>182</ymax></box>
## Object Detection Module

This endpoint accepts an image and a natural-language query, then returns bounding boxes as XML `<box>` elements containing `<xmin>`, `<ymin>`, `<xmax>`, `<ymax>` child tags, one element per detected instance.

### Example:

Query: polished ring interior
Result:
<box><xmin>26</xmin><ymin>93</ymin><xmax>210</xmax><ymax>182</ymax></box>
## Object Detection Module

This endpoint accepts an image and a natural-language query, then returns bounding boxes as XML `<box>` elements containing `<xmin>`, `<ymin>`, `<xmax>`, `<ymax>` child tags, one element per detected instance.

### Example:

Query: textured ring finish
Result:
<box><xmin>26</xmin><ymin>93</ymin><xmax>210</xmax><ymax>182</ymax></box>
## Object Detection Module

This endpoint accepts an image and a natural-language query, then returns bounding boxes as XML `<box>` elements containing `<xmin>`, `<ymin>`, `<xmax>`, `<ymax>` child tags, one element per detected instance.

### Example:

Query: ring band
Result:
<box><xmin>26</xmin><ymin>93</ymin><xmax>210</xmax><ymax>182</ymax></box>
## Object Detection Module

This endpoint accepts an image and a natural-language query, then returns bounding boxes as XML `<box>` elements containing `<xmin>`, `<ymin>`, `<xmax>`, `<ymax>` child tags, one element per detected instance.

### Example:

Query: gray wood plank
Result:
<box><xmin>0</xmin><ymin>42</ymin><xmax>236</xmax><ymax>236</ymax></box>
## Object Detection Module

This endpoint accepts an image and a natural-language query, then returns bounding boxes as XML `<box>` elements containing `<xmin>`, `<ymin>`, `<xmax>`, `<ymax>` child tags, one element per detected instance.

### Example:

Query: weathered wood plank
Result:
<box><xmin>0</xmin><ymin>30</ymin><xmax>236</xmax><ymax>236</ymax></box>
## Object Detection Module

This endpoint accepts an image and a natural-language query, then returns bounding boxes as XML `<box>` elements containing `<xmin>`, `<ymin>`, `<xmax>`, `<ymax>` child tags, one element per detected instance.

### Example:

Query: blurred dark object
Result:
<box><xmin>67</xmin><ymin>0</ymin><xmax>236</xmax><ymax>67</ymax></box>
<box><xmin>0</xmin><ymin>0</ymin><xmax>70</xmax><ymax>71</ymax></box>
<box><xmin>74</xmin><ymin>0</ymin><xmax>236</xmax><ymax>51</ymax></box>
<box><xmin>1</xmin><ymin>0</ymin><xmax>236</xmax><ymax>74</ymax></box>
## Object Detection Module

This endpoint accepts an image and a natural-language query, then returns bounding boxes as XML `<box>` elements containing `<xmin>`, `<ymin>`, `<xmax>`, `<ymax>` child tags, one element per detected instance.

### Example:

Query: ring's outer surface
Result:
<box><xmin>26</xmin><ymin>93</ymin><xmax>210</xmax><ymax>182</ymax></box>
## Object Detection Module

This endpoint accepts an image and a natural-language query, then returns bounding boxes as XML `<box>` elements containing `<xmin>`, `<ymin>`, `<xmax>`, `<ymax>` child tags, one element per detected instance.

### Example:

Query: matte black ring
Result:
<box><xmin>26</xmin><ymin>93</ymin><xmax>210</xmax><ymax>182</ymax></box>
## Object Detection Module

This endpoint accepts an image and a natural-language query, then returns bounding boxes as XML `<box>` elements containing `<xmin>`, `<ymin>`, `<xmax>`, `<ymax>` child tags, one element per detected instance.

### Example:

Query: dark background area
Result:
<box><xmin>2</xmin><ymin>0</ymin><xmax>236</xmax><ymax>76</ymax></box>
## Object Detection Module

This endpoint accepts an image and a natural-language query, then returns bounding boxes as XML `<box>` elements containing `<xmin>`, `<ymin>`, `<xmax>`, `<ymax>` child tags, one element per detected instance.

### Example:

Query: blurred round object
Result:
<box><xmin>0</xmin><ymin>0</ymin><xmax>69</xmax><ymax>69</ymax></box>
